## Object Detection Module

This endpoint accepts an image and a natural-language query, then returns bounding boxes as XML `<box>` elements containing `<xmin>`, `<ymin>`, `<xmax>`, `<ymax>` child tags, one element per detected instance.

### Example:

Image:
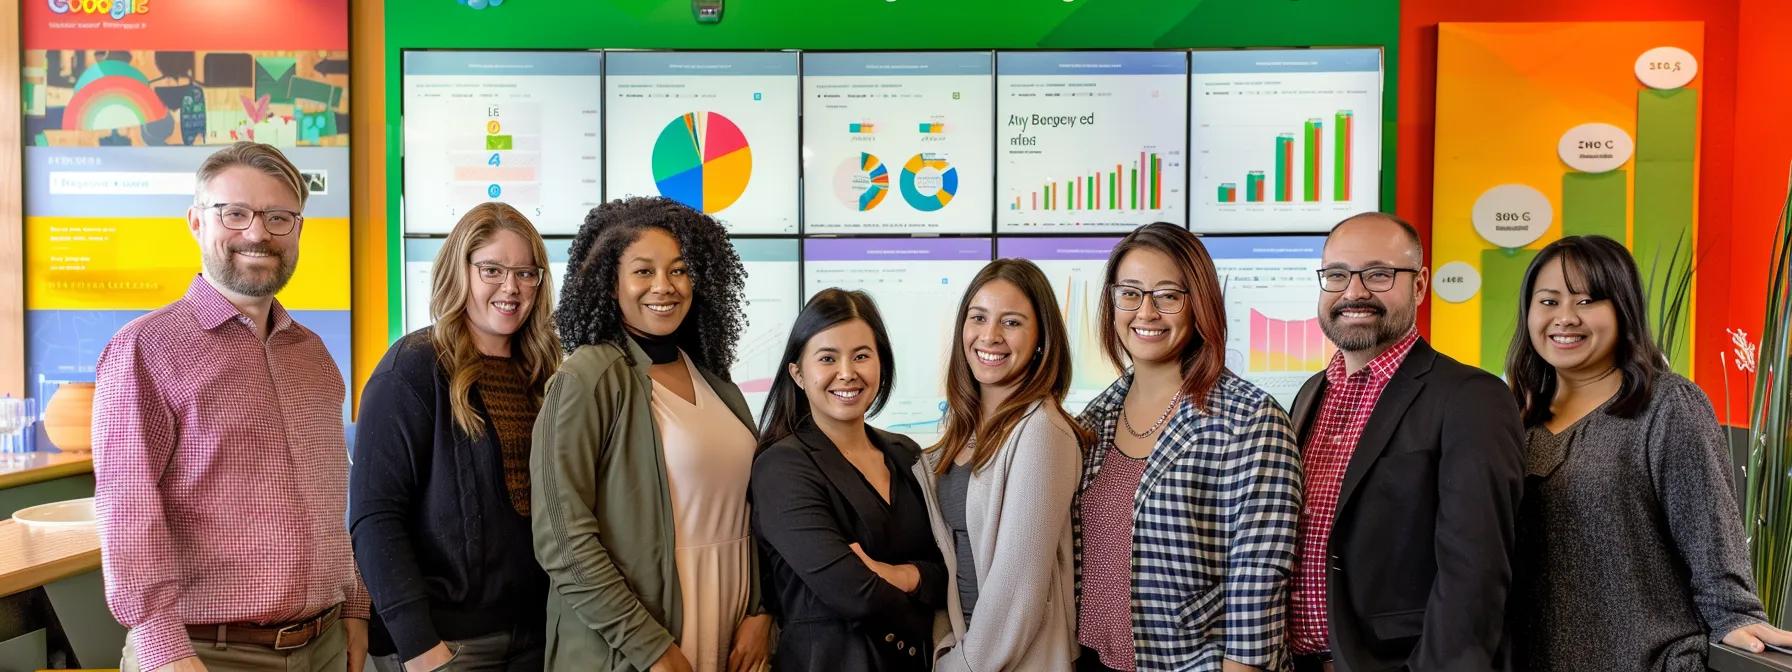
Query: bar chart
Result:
<box><xmin>1010</xmin><ymin>151</ymin><xmax>1168</xmax><ymax>212</ymax></box>
<box><xmin>1189</xmin><ymin>48</ymin><xmax>1383</xmax><ymax>233</ymax></box>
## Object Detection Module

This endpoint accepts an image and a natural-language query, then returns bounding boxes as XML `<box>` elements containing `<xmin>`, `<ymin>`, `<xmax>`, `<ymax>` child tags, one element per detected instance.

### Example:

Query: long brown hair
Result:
<box><xmin>430</xmin><ymin>202</ymin><xmax>562</xmax><ymax>437</ymax></box>
<box><xmin>1098</xmin><ymin>222</ymin><xmax>1229</xmax><ymax>411</ymax></box>
<box><xmin>933</xmin><ymin>259</ymin><xmax>1093</xmax><ymax>473</ymax></box>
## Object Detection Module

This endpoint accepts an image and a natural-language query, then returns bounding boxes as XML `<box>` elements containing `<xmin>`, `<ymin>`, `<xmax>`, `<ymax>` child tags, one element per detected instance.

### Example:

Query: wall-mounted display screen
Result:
<box><xmin>996</xmin><ymin>51</ymin><xmax>1188</xmax><ymax>233</ymax></box>
<box><xmin>1188</xmin><ymin>48</ymin><xmax>1383</xmax><ymax>233</ymax></box>
<box><xmin>605</xmin><ymin>51</ymin><xmax>800</xmax><ymax>234</ymax></box>
<box><xmin>403</xmin><ymin>51</ymin><xmax>604</xmax><ymax>235</ymax></box>
<box><xmin>802</xmin><ymin>52</ymin><xmax>995</xmax><ymax>234</ymax></box>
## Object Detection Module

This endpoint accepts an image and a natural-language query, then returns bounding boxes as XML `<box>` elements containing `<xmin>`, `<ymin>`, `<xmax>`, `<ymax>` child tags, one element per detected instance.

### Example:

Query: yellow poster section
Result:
<box><xmin>26</xmin><ymin>216</ymin><xmax>352</xmax><ymax>311</ymax></box>
<box><xmin>1430</xmin><ymin>22</ymin><xmax>1701</xmax><ymax>373</ymax></box>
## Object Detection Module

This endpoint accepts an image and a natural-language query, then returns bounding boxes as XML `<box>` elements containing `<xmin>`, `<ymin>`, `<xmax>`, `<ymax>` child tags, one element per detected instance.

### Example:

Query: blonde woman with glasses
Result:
<box><xmin>350</xmin><ymin>202</ymin><xmax>562</xmax><ymax>672</ymax></box>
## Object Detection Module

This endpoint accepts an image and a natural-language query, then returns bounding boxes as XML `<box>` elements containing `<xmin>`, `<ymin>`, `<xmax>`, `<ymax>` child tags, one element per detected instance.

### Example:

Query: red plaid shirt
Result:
<box><xmin>93</xmin><ymin>276</ymin><xmax>369</xmax><ymax>672</ymax></box>
<box><xmin>1289</xmin><ymin>328</ymin><xmax>1419</xmax><ymax>655</ymax></box>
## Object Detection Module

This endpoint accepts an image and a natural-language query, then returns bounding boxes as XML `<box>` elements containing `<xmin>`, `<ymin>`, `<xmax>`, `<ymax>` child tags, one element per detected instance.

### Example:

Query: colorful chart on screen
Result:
<box><xmin>1189</xmin><ymin>49</ymin><xmax>1382</xmax><ymax>233</ymax></box>
<box><xmin>803</xmin><ymin>52</ymin><xmax>993</xmax><ymax>233</ymax></box>
<box><xmin>995</xmin><ymin>238</ymin><xmax>1126</xmax><ymax>413</ymax></box>
<box><xmin>833</xmin><ymin>152</ymin><xmax>890</xmax><ymax>211</ymax></box>
<box><xmin>651</xmin><ymin>112</ymin><xmax>754</xmax><ymax>214</ymax></box>
<box><xmin>803</xmin><ymin>238</ymin><xmax>993</xmax><ymax>443</ymax></box>
<box><xmin>402</xmin><ymin>51</ymin><xmax>603</xmax><ymax>235</ymax></box>
<box><xmin>731</xmin><ymin>239</ymin><xmax>801</xmax><ymax>420</ymax></box>
<box><xmin>607</xmin><ymin>52</ymin><xmax>798</xmax><ymax>234</ymax></box>
<box><xmin>1208</xmin><ymin>236</ymin><xmax>1330</xmax><ymax>407</ymax></box>
<box><xmin>997</xmin><ymin>52</ymin><xmax>1189</xmax><ymax>233</ymax></box>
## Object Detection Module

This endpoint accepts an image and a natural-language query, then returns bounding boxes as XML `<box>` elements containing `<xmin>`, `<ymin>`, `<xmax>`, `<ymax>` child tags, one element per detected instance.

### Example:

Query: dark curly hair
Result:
<box><xmin>555</xmin><ymin>196</ymin><xmax>746</xmax><ymax>376</ymax></box>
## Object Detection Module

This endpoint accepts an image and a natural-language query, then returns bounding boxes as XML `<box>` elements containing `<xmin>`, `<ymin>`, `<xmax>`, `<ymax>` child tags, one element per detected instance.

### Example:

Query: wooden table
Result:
<box><xmin>0</xmin><ymin>517</ymin><xmax>110</xmax><ymax>669</ymax></box>
<box><xmin>0</xmin><ymin>452</ymin><xmax>95</xmax><ymax>520</ymax></box>
<box><xmin>0</xmin><ymin>519</ymin><xmax>99</xmax><ymax>600</ymax></box>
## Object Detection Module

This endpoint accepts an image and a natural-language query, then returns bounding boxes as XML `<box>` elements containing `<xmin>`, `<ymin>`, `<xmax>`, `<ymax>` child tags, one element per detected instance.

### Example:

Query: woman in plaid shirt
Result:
<box><xmin>1073</xmin><ymin>223</ymin><xmax>1304</xmax><ymax>672</ymax></box>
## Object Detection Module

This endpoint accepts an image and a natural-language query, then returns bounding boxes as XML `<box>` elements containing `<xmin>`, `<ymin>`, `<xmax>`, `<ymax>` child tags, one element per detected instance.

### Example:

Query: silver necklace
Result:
<box><xmin>1122</xmin><ymin>391</ymin><xmax>1183</xmax><ymax>438</ymax></box>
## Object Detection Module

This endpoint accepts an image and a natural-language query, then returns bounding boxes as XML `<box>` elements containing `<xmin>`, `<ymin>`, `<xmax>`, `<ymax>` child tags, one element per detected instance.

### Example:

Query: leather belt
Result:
<box><xmin>186</xmin><ymin>604</ymin><xmax>342</xmax><ymax>651</ymax></box>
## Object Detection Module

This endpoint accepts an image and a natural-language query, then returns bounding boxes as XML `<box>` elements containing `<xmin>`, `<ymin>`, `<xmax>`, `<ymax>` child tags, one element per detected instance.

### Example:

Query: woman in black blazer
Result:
<box><xmin>750</xmin><ymin>289</ymin><xmax>946</xmax><ymax>672</ymax></box>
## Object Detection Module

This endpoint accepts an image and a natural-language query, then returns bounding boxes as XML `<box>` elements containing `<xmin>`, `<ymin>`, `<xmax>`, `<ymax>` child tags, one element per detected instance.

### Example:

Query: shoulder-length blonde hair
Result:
<box><xmin>932</xmin><ymin>259</ymin><xmax>1093</xmax><ymax>473</ymax></box>
<box><xmin>430</xmin><ymin>202</ymin><xmax>562</xmax><ymax>437</ymax></box>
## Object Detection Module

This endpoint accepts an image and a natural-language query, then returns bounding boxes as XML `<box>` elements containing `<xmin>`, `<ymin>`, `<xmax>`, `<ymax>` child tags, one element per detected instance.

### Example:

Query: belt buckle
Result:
<box><xmin>272</xmin><ymin>621</ymin><xmax>310</xmax><ymax>651</ymax></box>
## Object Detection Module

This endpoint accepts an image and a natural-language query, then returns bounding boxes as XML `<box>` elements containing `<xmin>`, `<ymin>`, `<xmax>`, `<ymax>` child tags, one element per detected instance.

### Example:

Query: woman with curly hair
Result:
<box><xmin>352</xmin><ymin>202</ymin><xmax>560</xmax><ymax>671</ymax></box>
<box><xmin>531</xmin><ymin>196</ymin><xmax>770</xmax><ymax>672</ymax></box>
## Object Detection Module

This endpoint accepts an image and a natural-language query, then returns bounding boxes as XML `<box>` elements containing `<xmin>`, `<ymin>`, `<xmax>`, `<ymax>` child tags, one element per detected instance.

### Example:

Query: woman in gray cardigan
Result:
<box><xmin>1505</xmin><ymin>235</ymin><xmax>1792</xmax><ymax>670</ymax></box>
<box><xmin>914</xmin><ymin>259</ymin><xmax>1092</xmax><ymax>671</ymax></box>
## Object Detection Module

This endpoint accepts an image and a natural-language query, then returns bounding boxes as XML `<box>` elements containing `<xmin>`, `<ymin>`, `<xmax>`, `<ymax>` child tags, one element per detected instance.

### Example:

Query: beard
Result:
<box><xmin>1319</xmin><ymin>296</ymin><xmax>1416</xmax><ymax>353</ymax></box>
<box><xmin>203</xmin><ymin>243</ymin><xmax>296</xmax><ymax>298</ymax></box>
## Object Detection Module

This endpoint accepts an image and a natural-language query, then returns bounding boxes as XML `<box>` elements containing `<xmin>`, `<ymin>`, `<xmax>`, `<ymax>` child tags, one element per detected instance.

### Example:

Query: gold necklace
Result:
<box><xmin>1122</xmin><ymin>391</ymin><xmax>1184</xmax><ymax>438</ymax></box>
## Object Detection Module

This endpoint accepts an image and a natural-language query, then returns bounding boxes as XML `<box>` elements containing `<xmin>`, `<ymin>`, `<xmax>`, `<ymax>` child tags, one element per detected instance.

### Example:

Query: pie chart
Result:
<box><xmin>899</xmin><ymin>153</ymin><xmax>957</xmax><ymax>212</ymax></box>
<box><xmin>651</xmin><ymin>112</ymin><xmax>752</xmax><ymax>214</ymax></box>
<box><xmin>833</xmin><ymin>152</ymin><xmax>889</xmax><ymax>211</ymax></box>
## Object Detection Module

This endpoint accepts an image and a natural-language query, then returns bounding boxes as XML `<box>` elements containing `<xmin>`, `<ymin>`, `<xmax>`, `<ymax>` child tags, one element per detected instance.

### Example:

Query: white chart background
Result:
<box><xmin>997</xmin><ymin>63</ymin><xmax>1188</xmax><ymax>232</ymax></box>
<box><xmin>803</xmin><ymin>65</ymin><xmax>993</xmax><ymax>234</ymax></box>
<box><xmin>732</xmin><ymin>242</ymin><xmax>801</xmax><ymax>420</ymax></box>
<box><xmin>403</xmin><ymin>54</ymin><xmax>602</xmax><ymax>236</ymax></box>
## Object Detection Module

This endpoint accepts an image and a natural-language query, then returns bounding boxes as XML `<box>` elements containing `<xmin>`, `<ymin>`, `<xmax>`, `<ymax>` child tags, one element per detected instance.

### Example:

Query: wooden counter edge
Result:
<box><xmin>0</xmin><ymin>455</ymin><xmax>95</xmax><ymax>490</ymax></box>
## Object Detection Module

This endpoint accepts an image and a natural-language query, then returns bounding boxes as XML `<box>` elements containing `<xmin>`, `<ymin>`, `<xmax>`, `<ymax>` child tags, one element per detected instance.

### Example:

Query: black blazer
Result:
<box><xmin>749</xmin><ymin>419</ymin><xmax>946</xmax><ymax>672</ymax></box>
<box><xmin>348</xmin><ymin>329</ymin><xmax>547</xmax><ymax>659</ymax></box>
<box><xmin>1289</xmin><ymin>338</ymin><xmax>1524</xmax><ymax>672</ymax></box>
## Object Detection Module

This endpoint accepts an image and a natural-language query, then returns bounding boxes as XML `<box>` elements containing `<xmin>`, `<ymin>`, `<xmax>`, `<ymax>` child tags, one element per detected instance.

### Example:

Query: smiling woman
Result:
<box><xmin>750</xmin><ymin>288</ymin><xmax>947</xmax><ymax>672</ymax></box>
<box><xmin>1504</xmin><ymin>235</ymin><xmax>1792</xmax><ymax>671</ymax></box>
<box><xmin>530</xmin><ymin>196</ymin><xmax>768</xmax><ymax>672</ymax></box>
<box><xmin>349</xmin><ymin>201</ymin><xmax>561</xmax><ymax>671</ymax></box>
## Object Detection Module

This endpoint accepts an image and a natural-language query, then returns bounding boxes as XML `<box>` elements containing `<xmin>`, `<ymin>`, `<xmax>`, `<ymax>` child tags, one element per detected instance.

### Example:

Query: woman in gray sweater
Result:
<box><xmin>1505</xmin><ymin>235</ymin><xmax>1792</xmax><ymax>670</ymax></box>
<box><xmin>914</xmin><ymin>258</ymin><xmax>1092</xmax><ymax>671</ymax></box>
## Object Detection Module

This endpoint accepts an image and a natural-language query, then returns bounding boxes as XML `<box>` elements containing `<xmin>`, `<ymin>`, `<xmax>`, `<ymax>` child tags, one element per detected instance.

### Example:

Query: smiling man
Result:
<box><xmin>93</xmin><ymin>142</ymin><xmax>369</xmax><ymax>672</ymax></box>
<box><xmin>1285</xmin><ymin>212</ymin><xmax>1524</xmax><ymax>672</ymax></box>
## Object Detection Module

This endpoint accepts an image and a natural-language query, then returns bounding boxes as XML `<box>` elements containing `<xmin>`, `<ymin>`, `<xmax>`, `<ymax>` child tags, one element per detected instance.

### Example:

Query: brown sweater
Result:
<box><xmin>479</xmin><ymin>355</ymin><xmax>538</xmax><ymax>515</ymax></box>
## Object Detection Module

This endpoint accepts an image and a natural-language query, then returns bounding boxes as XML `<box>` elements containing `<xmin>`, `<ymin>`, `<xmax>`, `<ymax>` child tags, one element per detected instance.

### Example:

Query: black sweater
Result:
<box><xmin>348</xmin><ymin>329</ymin><xmax>547</xmax><ymax>658</ymax></box>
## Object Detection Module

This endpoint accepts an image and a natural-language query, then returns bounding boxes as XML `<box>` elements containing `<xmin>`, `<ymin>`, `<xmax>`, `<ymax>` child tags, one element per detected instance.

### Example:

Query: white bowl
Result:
<box><xmin>13</xmin><ymin>497</ymin><xmax>96</xmax><ymax>528</ymax></box>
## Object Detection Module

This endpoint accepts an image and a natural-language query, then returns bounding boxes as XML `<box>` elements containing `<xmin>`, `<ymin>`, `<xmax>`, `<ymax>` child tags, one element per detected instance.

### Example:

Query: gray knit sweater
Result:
<box><xmin>1512</xmin><ymin>372</ymin><xmax>1766</xmax><ymax>671</ymax></box>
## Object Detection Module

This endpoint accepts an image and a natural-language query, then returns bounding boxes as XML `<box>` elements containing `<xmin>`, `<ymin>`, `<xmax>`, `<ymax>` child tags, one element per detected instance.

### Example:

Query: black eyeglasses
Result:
<box><xmin>1316</xmin><ymin>267</ymin><xmax>1420</xmax><ymax>293</ymax></box>
<box><xmin>1110</xmin><ymin>284</ymin><xmax>1188</xmax><ymax>314</ymax></box>
<box><xmin>204</xmin><ymin>203</ymin><xmax>302</xmax><ymax>236</ymax></box>
<box><xmin>472</xmin><ymin>263</ymin><xmax>544</xmax><ymax>287</ymax></box>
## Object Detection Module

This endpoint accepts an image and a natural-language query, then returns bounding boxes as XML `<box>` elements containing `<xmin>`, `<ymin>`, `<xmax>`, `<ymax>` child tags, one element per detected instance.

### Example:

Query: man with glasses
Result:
<box><xmin>1286</xmin><ymin>212</ymin><xmax>1523</xmax><ymax>672</ymax></box>
<box><xmin>94</xmin><ymin>142</ymin><xmax>369</xmax><ymax>672</ymax></box>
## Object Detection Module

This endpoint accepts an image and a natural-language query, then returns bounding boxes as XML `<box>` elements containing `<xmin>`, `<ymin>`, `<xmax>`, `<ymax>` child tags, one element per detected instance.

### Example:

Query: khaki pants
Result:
<box><xmin>121</xmin><ymin>619</ymin><xmax>346</xmax><ymax>672</ymax></box>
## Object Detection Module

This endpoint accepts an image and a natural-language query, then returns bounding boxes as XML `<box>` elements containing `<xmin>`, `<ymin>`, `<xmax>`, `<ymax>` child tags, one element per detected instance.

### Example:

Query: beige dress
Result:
<box><xmin>650</xmin><ymin>353</ymin><xmax>758</xmax><ymax>672</ymax></box>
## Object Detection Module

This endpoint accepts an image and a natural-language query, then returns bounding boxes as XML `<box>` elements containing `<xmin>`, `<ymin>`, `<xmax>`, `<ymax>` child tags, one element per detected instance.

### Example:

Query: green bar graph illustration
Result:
<box><xmin>1129</xmin><ymin>169</ymin><xmax>1137</xmax><ymax>210</ymax></box>
<box><xmin>1481</xmin><ymin>247</ymin><xmax>1540</xmax><ymax>377</ymax></box>
<box><xmin>1633</xmin><ymin>88</ymin><xmax>1697</xmax><ymax>373</ymax></box>
<box><xmin>1334</xmin><ymin>111</ymin><xmax>1352</xmax><ymax>200</ymax></box>
<box><xmin>1275</xmin><ymin>134</ymin><xmax>1293</xmax><ymax>202</ymax></box>
<box><xmin>1303</xmin><ymin>119</ymin><xmax>1320</xmax><ymax>202</ymax></box>
<box><xmin>1561</xmin><ymin>171</ymin><xmax>1628</xmax><ymax>242</ymax></box>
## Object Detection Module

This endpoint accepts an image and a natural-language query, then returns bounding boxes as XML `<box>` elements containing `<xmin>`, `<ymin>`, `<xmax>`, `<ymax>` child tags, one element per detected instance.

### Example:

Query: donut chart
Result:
<box><xmin>834</xmin><ymin>152</ymin><xmax>889</xmax><ymax>211</ymax></box>
<box><xmin>651</xmin><ymin>111</ymin><xmax>752</xmax><ymax>214</ymax></box>
<box><xmin>899</xmin><ymin>153</ymin><xmax>957</xmax><ymax>212</ymax></box>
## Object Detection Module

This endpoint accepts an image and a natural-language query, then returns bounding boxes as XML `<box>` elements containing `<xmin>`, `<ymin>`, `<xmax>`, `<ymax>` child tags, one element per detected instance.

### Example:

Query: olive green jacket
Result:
<box><xmin>530</xmin><ymin>340</ymin><xmax>761</xmax><ymax>671</ymax></box>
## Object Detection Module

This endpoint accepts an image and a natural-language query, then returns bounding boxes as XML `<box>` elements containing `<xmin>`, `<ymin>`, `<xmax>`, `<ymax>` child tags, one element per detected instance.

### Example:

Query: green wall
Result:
<box><xmin>382</xmin><ymin>0</ymin><xmax>1402</xmax><ymax>337</ymax></box>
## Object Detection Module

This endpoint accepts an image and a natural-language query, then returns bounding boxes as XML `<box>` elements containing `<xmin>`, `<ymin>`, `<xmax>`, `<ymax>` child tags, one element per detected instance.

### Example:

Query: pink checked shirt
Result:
<box><xmin>93</xmin><ymin>276</ymin><xmax>368</xmax><ymax>672</ymax></box>
<box><xmin>1288</xmin><ymin>328</ymin><xmax>1418</xmax><ymax>655</ymax></box>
